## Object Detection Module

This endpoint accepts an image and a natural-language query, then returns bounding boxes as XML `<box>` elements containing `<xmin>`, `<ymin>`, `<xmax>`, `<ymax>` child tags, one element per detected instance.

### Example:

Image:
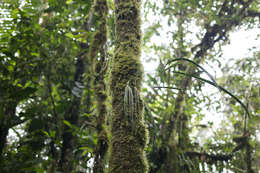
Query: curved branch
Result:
<box><xmin>171</xmin><ymin>71</ymin><xmax>251</xmax><ymax>119</ymax></box>
<box><xmin>247</xmin><ymin>10</ymin><xmax>260</xmax><ymax>17</ymax></box>
<box><xmin>165</xmin><ymin>58</ymin><xmax>218</xmax><ymax>87</ymax></box>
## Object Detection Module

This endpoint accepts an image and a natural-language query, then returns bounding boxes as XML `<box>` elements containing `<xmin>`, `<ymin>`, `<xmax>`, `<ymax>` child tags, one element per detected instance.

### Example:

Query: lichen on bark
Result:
<box><xmin>109</xmin><ymin>0</ymin><xmax>149</xmax><ymax>173</ymax></box>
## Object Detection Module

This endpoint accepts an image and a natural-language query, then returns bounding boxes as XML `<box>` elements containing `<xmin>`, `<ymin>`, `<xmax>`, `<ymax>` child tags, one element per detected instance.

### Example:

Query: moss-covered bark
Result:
<box><xmin>109</xmin><ymin>0</ymin><xmax>149</xmax><ymax>173</ymax></box>
<box><xmin>89</xmin><ymin>0</ymin><xmax>109</xmax><ymax>173</ymax></box>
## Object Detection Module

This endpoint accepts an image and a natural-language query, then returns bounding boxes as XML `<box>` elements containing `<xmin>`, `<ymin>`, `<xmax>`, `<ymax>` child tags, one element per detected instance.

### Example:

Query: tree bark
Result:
<box><xmin>0</xmin><ymin>103</ymin><xmax>16</xmax><ymax>165</ymax></box>
<box><xmin>90</xmin><ymin>0</ymin><xmax>109</xmax><ymax>173</ymax></box>
<box><xmin>109</xmin><ymin>0</ymin><xmax>149</xmax><ymax>172</ymax></box>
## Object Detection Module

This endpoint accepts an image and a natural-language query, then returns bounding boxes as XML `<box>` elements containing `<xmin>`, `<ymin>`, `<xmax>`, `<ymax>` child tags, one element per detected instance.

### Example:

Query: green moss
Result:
<box><xmin>162</xmin><ymin>144</ymin><xmax>180</xmax><ymax>173</ymax></box>
<box><xmin>108</xmin><ymin>0</ymin><xmax>149</xmax><ymax>172</ymax></box>
<box><xmin>90</xmin><ymin>1</ymin><xmax>109</xmax><ymax>173</ymax></box>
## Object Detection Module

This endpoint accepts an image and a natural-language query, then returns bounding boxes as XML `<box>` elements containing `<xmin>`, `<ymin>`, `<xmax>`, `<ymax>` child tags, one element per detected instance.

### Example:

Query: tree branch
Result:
<box><xmin>185</xmin><ymin>151</ymin><xmax>232</xmax><ymax>163</ymax></box>
<box><xmin>247</xmin><ymin>10</ymin><xmax>260</xmax><ymax>17</ymax></box>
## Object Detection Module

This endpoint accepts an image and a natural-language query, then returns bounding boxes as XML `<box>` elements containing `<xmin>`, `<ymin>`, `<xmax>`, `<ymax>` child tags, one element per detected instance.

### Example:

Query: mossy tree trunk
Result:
<box><xmin>163</xmin><ymin>10</ymin><xmax>190</xmax><ymax>173</ymax></box>
<box><xmin>109</xmin><ymin>0</ymin><xmax>149</xmax><ymax>173</ymax></box>
<box><xmin>89</xmin><ymin>0</ymin><xmax>109</xmax><ymax>173</ymax></box>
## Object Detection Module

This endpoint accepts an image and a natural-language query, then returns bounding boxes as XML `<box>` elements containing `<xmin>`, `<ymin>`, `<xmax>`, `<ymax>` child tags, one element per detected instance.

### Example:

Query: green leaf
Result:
<box><xmin>65</xmin><ymin>32</ymin><xmax>74</xmax><ymax>39</ymax></box>
<box><xmin>64</xmin><ymin>120</ymin><xmax>72</xmax><ymax>127</ymax></box>
<box><xmin>31</xmin><ymin>52</ymin><xmax>40</xmax><ymax>57</ymax></box>
<box><xmin>49</xmin><ymin>130</ymin><xmax>56</xmax><ymax>138</ymax></box>
<box><xmin>7</xmin><ymin>65</ymin><xmax>14</xmax><ymax>72</ymax></box>
<box><xmin>42</xmin><ymin>131</ymin><xmax>49</xmax><ymax>137</ymax></box>
<box><xmin>66</xmin><ymin>0</ymin><xmax>73</xmax><ymax>5</ymax></box>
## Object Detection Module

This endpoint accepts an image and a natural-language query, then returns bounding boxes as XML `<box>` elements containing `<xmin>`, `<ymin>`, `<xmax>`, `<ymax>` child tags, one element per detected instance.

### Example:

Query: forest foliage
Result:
<box><xmin>0</xmin><ymin>0</ymin><xmax>260</xmax><ymax>172</ymax></box>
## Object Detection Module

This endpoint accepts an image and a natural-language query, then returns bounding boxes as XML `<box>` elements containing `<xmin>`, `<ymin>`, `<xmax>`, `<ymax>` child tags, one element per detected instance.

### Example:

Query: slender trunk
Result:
<box><xmin>0</xmin><ymin>127</ymin><xmax>8</xmax><ymax>156</ymax></box>
<box><xmin>59</xmin><ymin>0</ymin><xmax>109</xmax><ymax>170</ymax></box>
<box><xmin>246</xmin><ymin>136</ymin><xmax>254</xmax><ymax>173</ymax></box>
<box><xmin>163</xmin><ymin>11</ymin><xmax>188</xmax><ymax>172</ymax></box>
<box><xmin>109</xmin><ymin>1</ymin><xmax>149</xmax><ymax>172</ymax></box>
<box><xmin>0</xmin><ymin>103</ymin><xmax>16</xmax><ymax>162</ymax></box>
<box><xmin>59</xmin><ymin>28</ymin><xmax>88</xmax><ymax>173</ymax></box>
<box><xmin>59</xmin><ymin>97</ymin><xmax>81</xmax><ymax>172</ymax></box>
<box><xmin>58</xmin><ymin>2</ymin><xmax>100</xmax><ymax>171</ymax></box>
<box><xmin>89</xmin><ymin>0</ymin><xmax>109</xmax><ymax>173</ymax></box>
